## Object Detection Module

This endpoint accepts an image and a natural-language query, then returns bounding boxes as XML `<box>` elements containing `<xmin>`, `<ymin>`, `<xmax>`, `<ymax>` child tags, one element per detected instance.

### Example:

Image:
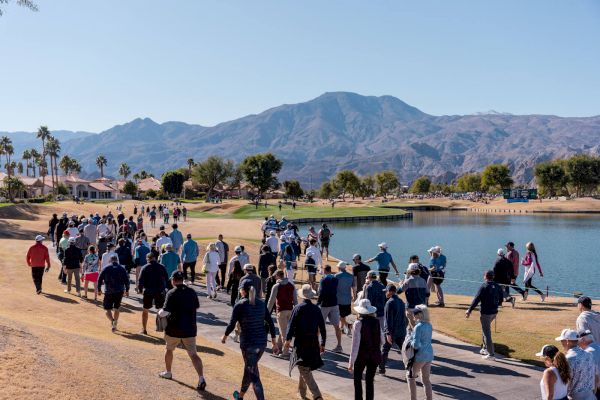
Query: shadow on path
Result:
<box><xmin>116</xmin><ymin>331</ymin><xmax>225</xmax><ymax>356</ymax></box>
<box><xmin>432</xmin><ymin>383</ymin><xmax>497</xmax><ymax>399</ymax></box>
<box><xmin>43</xmin><ymin>293</ymin><xmax>78</xmax><ymax>304</ymax></box>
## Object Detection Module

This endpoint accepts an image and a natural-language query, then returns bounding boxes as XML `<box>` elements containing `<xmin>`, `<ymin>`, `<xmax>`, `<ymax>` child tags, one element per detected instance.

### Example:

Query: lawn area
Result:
<box><xmin>0</xmin><ymin>203</ymin><xmax>12</xmax><ymax>207</ymax></box>
<box><xmin>231</xmin><ymin>204</ymin><xmax>407</xmax><ymax>220</ymax></box>
<box><xmin>186</xmin><ymin>210</ymin><xmax>224</xmax><ymax>218</ymax></box>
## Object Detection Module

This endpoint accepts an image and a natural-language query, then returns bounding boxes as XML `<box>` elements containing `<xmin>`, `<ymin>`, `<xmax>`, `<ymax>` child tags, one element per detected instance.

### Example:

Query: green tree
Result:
<box><xmin>36</xmin><ymin>126</ymin><xmax>50</xmax><ymax>194</ymax></box>
<box><xmin>59</xmin><ymin>155</ymin><xmax>81</xmax><ymax>175</ymax></box>
<box><xmin>187</xmin><ymin>158</ymin><xmax>195</xmax><ymax>176</ymax></box>
<box><xmin>456</xmin><ymin>173</ymin><xmax>482</xmax><ymax>192</ymax></box>
<box><xmin>227</xmin><ymin>165</ymin><xmax>244</xmax><ymax>198</ymax></box>
<box><xmin>333</xmin><ymin>170</ymin><xmax>361</xmax><ymax>200</ymax></box>
<box><xmin>0</xmin><ymin>0</ymin><xmax>37</xmax><ymax>16</ymax></box>
<box><xmin>162</xmin><ymin>170</ymin><xmax>185</xmax><ymax>195</ymax></box>
<box><xmin>2</xmin><ymin>176</ymin><xmax>24</xmax><ymax>200</ymax></box>
<box><xmin>17</xmin><ymin>161</ymin><xmax>23</xmax><ymax>175</ymax></box>
<box><xmin>123</xmin><ymin>180</ymin><xmax>138</xmax><ymax>197</ymax></box>
<box><xmin>145</xmin><ymin>189</ymin><xmax>158</xmax><ymax>199</ymax></box>
<box><xmin>319</xmin><ymin>181</ymin><xmax>335</xmax><ymax>199</ymax></box>
<box><xmin>283</xmin><ymin>180</ymin><xmax>304</xmax><ymax>199</ymax></box>
<box><xmin>96</xmin><ymin>155</ymin><xmax>107</xmax><ymax>177</ymax></box>
<box><xmin>374</xmin><ymin>170</ymin><xmax>400</xmax><ymax>198</ymax></box>
<box><xmin>240</xmin><ymin>153</ymin><xmax>283</xmax><ymax>196</ymax></box>
<box><xmin>45</xmin><ymin>136</ymin><xmax>60</xmax><ymax>194</ymax></box>
<box><xmin>358</xmin><ymin>175</ymin><xmax>376</xmax><ymax>199</ymax></box>
<box><xmin>481</xmin><ymin>164</ymin><xmax>513</xmax><ymax>192</ymax></box>
<box><xmin>565</xmin><ymin>154</ymin><xmax>600</xmax><ymax>197</ymax></box>
<box><xmin>534</xmin><ymin>160</ymin><xmax>568</xmax><ymax>197</ymax></box>
<box><xmin>21</xmin><ymin>149</ymin><xmax>31</xmax><ymax>176</ymax></box>
<box><xmin>56</xmin><ymin>182</ymin><xmax>69</xmax><ymax>196</ymax></box>
<box><xmin>29</xmin><ymin>149</ymin><xmax>40</xmax><ymax>177</ymax></box>
<box><xmin>191</xmin><ymin>156</ymin><xmax>234</xmax><ymax>201</ymax></box>
<box><xmin>118</xmin><ymin>163</ymin><xmax>131</xmax><ymax>181</ymax></box>
<box><xmin>410</xmin><ymin>176</ymin><xmax>432</xmax><ymax>194</ymax></box>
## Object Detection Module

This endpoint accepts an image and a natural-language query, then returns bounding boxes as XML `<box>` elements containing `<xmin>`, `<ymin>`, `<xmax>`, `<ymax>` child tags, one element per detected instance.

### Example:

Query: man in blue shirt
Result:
<box><xmin>335</xmin><ymin>261</ymin><xmax>354</xmax><ymax>336</ymax></box>
<box><xmin>318</xmin><ymin>265</ymin><xmax>343</xmax><ymax>353</ymax></box>
<box><xmin>366</xmin><ymin>242</ymin><xmax>399</xmax><ymax>286</ymax></box>
<box><xmin>182</xmin><ymin>234</ymin><xmax>199</xmax><ymax>284</ymax></box>
<box><xmin>428</xmin><ymin>246</ymin><xmax>447</xmax><ymax>307</ymax></box>
<box><xmin>169</xmin><ymin>224</ymin><xmax>184</xmax><ymax>254</ymax></box>
<box><xmin>97</xmin><ymin>255</ymin><xmax>130</xmax><ymax>332</ymax></box>
<box><xmin>159</xmin><ymin>244</ymin><xmax>181</xmax><ymax>286</ymax></box>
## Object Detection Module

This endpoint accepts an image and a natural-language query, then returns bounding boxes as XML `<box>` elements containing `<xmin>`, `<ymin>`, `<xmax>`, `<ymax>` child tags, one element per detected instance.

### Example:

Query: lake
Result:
<box><xmin>305</xmin><ymin>211</ymin><xmax>600</xmax><ymax>298</ymax></box>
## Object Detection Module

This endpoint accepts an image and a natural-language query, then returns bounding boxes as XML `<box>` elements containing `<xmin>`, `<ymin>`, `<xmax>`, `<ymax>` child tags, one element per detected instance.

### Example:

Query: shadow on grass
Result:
<box><xmin>116</xmin><ymin>331</ymin><xmax>225</xmax><ymax>356</ymax></box>
<box><xmin>168</xmin><ymin>378</ymin><xmax>228</xmax><ymax>400</ymax></box>
<box><xmin>43</xmin><ymin>293</ymin><xmax>79</xmax><ymax>304</ymax></box>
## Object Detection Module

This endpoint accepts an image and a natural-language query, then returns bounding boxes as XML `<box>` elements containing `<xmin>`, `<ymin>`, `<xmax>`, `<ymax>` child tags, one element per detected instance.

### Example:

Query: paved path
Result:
<box><xmin>122</xmin><ymin>281</ymin><xmax>541</xmax><ymax>400</ymax></box>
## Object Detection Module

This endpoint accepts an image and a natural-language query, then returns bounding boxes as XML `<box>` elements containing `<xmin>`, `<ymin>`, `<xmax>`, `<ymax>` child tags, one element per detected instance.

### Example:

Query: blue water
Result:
<box><xmin>303</xmin><ymin>212</ymin><xmax>600</xmax><ymax>298</ymax></box>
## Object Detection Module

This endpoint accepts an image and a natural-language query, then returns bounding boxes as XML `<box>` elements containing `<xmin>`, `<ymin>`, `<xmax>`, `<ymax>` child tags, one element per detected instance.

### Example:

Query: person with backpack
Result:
<box><xmin>400</xmin><ymin>263</ymin><xmax>430</xmax><ymax>328</ymax></box>
<box><xmin>465</xmin><ymin>270</ymin><xmax>504</xmax><ymax>360</ymax></box>
<box><xmin>266</xmin><ymin>270</ymin><xmax>297</xmax><ymax>358</ymax></box>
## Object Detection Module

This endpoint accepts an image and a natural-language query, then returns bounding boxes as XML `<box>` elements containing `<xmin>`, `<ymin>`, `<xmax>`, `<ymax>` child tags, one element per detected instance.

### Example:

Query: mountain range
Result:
<box><xmin>3</xmin><ymin>92</ymin><xmax>600</xmax><ymax>186</ymax></box>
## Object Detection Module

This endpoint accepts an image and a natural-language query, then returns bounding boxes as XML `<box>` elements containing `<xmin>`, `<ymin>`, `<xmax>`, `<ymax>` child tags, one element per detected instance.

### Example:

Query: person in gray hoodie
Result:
<box><xmin>576</xmin><ymin>296</ymin><xmax>600</xmax><ymax>344</ymax></box>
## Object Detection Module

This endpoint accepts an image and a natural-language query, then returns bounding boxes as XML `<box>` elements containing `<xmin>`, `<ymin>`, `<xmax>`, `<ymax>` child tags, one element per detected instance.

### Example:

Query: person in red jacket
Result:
<box><xmin>26</xmin><ymin>235</ymin><xmax>51</xmax><ymax>294</ymax></box>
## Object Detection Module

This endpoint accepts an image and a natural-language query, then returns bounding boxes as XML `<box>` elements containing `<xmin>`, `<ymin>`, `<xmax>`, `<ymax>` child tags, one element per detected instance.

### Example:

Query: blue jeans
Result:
<box><xmin>240</xmin><ymin>345</ymin><xmax>265</xmax><ymax>400</ymax></box>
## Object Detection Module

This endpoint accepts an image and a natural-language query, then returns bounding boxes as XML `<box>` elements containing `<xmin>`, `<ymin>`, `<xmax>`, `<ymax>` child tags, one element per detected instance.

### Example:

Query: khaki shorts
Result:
<box><xmin>165</xmin><ymin>334</ymin><xmax>197</xmax><ymax>355</ymax></box>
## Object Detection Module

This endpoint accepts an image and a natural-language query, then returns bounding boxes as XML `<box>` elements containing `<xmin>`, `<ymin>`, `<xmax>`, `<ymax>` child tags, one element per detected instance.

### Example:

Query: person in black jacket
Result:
<box><xmin>284</xmin><ymin>284</ymin><xmax>326</xmax><ymax>400</ymax></box>
<box><xmin>48</xmin><ymin>213</ymin><xmax>59</xmax><ymax>247</ymax></box>
<box><xmin>465</xmin><ymin>270</ymin><xmax>503</xmax><ymax>360</ymax></box>
<box><xmin>63</xmin><ymin>238</ymin><xmax>83</xmax><ymax>295</ymax></box>
<box><xmin>97</xmin><ymin>255</ymin><xmax>130</xmax><ymax>332</ymax></box>
<box><xmin>158</xmin><ymin>271</ymin><xmax>205</xmax><ymax>391</ymax></box>
<box><xmin>116</xmin><ymin>238</ymin><xmax>134</xmax><ymax>274</ymax></box>
<box><xmin>493</xmin><ymin>249</ymin><xmax>515</xmax><ymax>308</ymax></box>
<box><xmin>55</xmin><ymin>213</ymin><xmax>69</xmax><ymax>246</ymax></box>
<box><xmin>138</xmin><ymin>252</ymin><xmax>169</xmax><ymax>335</ymax></box>
<box><xmin>257</xmin><ymin>245</ymin><xmax>276</xmax><ymax>296</ymax></box>
<box><xmin>380</xmin><ymin>284</ymin><xmax>406</xmax><ymax>374</ymax></box>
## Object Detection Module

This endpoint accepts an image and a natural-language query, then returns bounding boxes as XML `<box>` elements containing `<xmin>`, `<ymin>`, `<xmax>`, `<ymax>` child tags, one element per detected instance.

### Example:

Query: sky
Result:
<box><xmin>1</xmin><ymin>0</ymin><xmax>599</xmax><ymax>132</ymax></box>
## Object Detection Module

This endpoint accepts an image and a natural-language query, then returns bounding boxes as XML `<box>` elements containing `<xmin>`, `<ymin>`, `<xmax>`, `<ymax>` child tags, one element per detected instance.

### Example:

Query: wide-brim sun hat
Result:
<box><xmin>354</xmin><ymin>298</ymin><xmax>377</xmax><ymax>315</ymax></box>
<box><xmin>407</xmin><ymin>263</ymin><xmax>420</xmax><ymax>273</ymax></box>
<box><xmin>299</xmin><ymin>284</ymin><xmax>317</xmax><ymax>299</ymax></box>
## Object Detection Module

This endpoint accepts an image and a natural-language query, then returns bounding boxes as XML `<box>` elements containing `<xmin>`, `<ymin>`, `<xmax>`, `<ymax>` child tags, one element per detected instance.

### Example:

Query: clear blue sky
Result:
<box><xmin>1</xmin><ymin>0</ymin><xmax>599</xmax><ymax>132</ymax></box>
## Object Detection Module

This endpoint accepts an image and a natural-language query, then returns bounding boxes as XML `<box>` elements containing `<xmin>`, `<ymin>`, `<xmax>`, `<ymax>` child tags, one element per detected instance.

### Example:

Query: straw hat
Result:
<box><xmin>354</xmin><ymin>299</ymin><xmax>377</xmax><ymax>315</ymax></box>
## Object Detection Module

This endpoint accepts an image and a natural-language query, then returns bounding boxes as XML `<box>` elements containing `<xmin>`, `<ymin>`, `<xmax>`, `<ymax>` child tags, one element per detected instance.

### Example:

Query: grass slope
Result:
<box><xmin>231</xmin><ymin>204</ymin><xmax>406</xmax><ymax>220</ymax></box>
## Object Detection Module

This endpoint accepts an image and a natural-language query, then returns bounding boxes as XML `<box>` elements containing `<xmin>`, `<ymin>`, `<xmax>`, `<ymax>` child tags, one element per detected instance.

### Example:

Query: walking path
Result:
<box><xmin>120</xmin><ymin>280</ymin><xmax>541</xmax><ymax>400</ymax></box>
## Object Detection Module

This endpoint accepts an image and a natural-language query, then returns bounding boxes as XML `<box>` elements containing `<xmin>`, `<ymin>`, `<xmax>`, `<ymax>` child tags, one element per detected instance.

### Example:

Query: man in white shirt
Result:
<box><xmin>66</xmin><ymin>221</ymin><xmax>79</xmax><ymax>239</ymax></box>
<box><xmin>266</xmin><ymin>231</ymin><xmax>279</xmax><ymax>255</ymax></box>
<box><xmin>83</xmin><ymin>220</ymin><xmax>97</xmax><ymax>245</ymax></box>
<box><xmin>306</xmin><ymin>239</ymin><xmax>322</xmax><ymax>271</ymax></box>
<box><xmin>156</xmin><ymin>231</ymin><xmax>173</xmax><ymax>252</ymax></box>
<box><xmin>101</xmin><ymin>243</ymin><xmax>119</xmax><ymax>272</ymax></box>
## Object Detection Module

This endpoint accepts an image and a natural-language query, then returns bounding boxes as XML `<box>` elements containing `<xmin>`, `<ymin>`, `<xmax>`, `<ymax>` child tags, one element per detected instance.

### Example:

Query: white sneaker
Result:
<box><xmin>541</xmin><ymin>294</ymin><xmax>546</xmax><ymax>303</ymax></box>
<box><xmin>479</xmin><ymin>348</ymin><xmax>489</xmax><ymax>355</ymax></box>
<box><xmin>159</xmin><ymin>371</ymin><xmax>173</xmax><ymax>379</ymax></box>
<box><xmin>111</xmin><ymin>321</ymin><xmax>117</xmax><ymax>332</ymax></box>
<box><xmin>482</xmin><ymin>354</ymin><xmax>495</xmax><ymax>361</ymax></box>
<box><xmin>231</xmin><ymin>333</ymin><xmax>239</xmax><ymax>343</ymax></box>
<box><xmin>332</xmin><ymin>345</ymin><xmax>344</xmax><ymax>354</ymax></box>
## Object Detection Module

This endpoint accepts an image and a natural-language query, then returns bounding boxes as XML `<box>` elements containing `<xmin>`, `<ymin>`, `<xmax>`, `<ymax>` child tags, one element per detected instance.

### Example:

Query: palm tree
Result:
<box><xmin>187</xmin><ymin>158</ymin><xmax>195</xmax><ymax>176</ymax></box>
<box><xmin>59</xmin><ymin>155</ymin><xmax>73</xmax><ymax>175</ymax></box>
<box><xmin>96</xmin><ymin>155</ymin><xmax>107</xmax><ymax>178</ymax></box>
<box><xmin>36</xmin><ymin>126</ymin><xmax>51</xmax><ymax>195</ymax></box>
<box><xmin>22</xmin><ymin>149</ymin><xmax>31</xmax><ymax>176</ymax></box>
<box><xmin>118</xmin><ymin>163</ymin><xmax>131</xmax><ymax>181</ymax></box>
<box><xmin>0</xmin><ymin>136</ymin><xmax>10</xmax><ymax>172</ymax></box>
<box><xmin>132</xmin><ymin>173</ymin><xmax>140</xmax><ymax>183</ymax></box>
<box><xmin>139</xmin><ymin>170</ymin><xmax>149</xmax><ymax>180</ymax></box>
<box><xmin>17</xmin><ymin>162</ymin><xmax>23</xmax><ymax>175</ymax></box>
<box><xmin>29</xmin><ymin>149</ymin><xmax>40</xmax><ymax>177</ymax></box>
<box><xmin>45</xmin><ymin>136</ymin><xmax>60</xmax><ymax>194</ymax></box>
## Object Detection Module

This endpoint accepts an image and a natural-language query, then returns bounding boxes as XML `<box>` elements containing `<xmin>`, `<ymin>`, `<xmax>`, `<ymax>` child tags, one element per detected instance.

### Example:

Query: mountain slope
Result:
<box><xmin>6</xmin><ymin>92</ymin><xmax>600</xmax><ymax>185</ymax></box>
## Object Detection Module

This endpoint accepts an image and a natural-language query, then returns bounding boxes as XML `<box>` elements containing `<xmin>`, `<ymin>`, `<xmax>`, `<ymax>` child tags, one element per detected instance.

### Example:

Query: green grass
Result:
<box><xmin>186</xmin><ymin>210</ymin><xmax>224</xmax><ymax>219</ymax></box>
<box><xmin>231</xmin><ymin>204</ymin><xmax>406</xmax><ymax>220</ymax></box>
<box><xmin>0</xmin><ymin>203</ymin><xmax>12</xmax><ymax>207</ymax></box>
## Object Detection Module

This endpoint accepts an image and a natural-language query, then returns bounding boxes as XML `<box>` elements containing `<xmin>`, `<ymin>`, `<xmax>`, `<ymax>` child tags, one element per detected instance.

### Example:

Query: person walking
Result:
<box><xmin>222</xmin><ymin>281</ymin><xmax>278</xmax><ymax>400</ymax></box>
<box><xmin>157</xmin><ymin>271</ymin><xmax>206</xmax><ymax>391</ymax></box>
<box><xmin>63</xmin><ymin>237</ymin><xmax>83</xmax><ymax>296</ymax></box>
<box><xmin>284</xmin><ymin>284</ymin><xmax>326</xmax><ymax>400</ymax></box>
<box><xmin>349</xmin><ymin>299</ymin><xmax>382</xmax><ymax>400</ymax></box>
<box><xmin>427</xmin><ymin>246</ymin><xmax>446</xmax><ymax>307</ymax></box>
<box><xmin>240</xmin><ymin>264</ymin><xmax>262</xmax><ymax>299</ymax></box>
<box><xmin>364</xmin><ymin>270</ymin><xmax>386</xmax><ymax>333</ymax></box>
<box><xmin>366</xmin><ymin>243</ymin><xmax>399</xmax><ymax>287</ymax></box>
<box><xmin>215</xmin><ymin>234</ymin><xmax>229</xmax><ymax>290</ymax></box>
<box><xmin>81</xmin><ymin>245</ymin><xmax>100</xmax><ymax>300</ymax></box>
<box><xmin>493</xmin><ymin>249</ymin><xmax>516</xmax><ymax>308</ymax></box>
<box><xmin>578</xmin><ymin>330</ymin><xmax>600</xmax><ymax>399</ymax></box>
<box><xmin>182</xmin><ymin>234</ymin><xmax>199</xmax><ymax>285</ymax></box>
<box><xmin>48</xmin><ymin>214</ymin><xmax>59</xmax><ymax>247</ymax></box>
<box><xmin>506</xmin><ymin>241</ymin><xmax>526</xmax><ymax>299</ymax></box>
<box><xmin>406</xmin><ymin>305</ymin><xmax>434</xmax><ymax>400</ymax></box>
<box><xmin>139</xmin><ymin>252</ymin><xmax>169</xmax><ymax>335</ymax></box>
<box><xmin>258</xmin><ymin>245</ymin><xmax>276</xmax><ymax>296</ymax></box>
<box><xmin>576</xmin><ymin>297</ymin><xmax>600</xmax><ymax>344</ymax></box>
<box><xmin>159</xmin><ymin>243</ymin><xmax>182</xmax><ymax>282</ymax></box>
<box><xmin>227</xmin><ymin>260</ymin><xmax>244</xmax><ymax>306</ymax></box>
<box><xmin>400</xmin><ymin>263</ymin><xmax>430</xmax><ymax>327</ymax></box>
<box><xmin>351</xmin><ymin>254</ymin><xmax>370</xmax><ymax>301</ymax></box>
<box><xmin>26</xmin><ymin>235</ymin><xmax>51</xmax><ymax>294</ymax></box>
<box><xmin>335</xmin><ymin>261</ymin><xmax>354</xmax><ymax>335</ymax></box>
<box><xmin>555</xmin><ymin>328</ymin><xmax>596</xmax><ymax>400</ymax></box>
<box><xmin>57</xmin><ymin>230</ymin><xmax>70</xmax><ymax>283</ymax></box>
<box><xmin>169</xmin><ymin>224</ymin><xmax>184</xmax><ymax>254</ymax></box>
<box><xmin>203</xmin><ymin>243</ymin><xmax>221</xmax><ymax>299</ymax></box>
<box><xmin>134</xmin><ymin>238</ymin><xmax>150</xmax><ymax>292</ymax></box>
<box><xmin>266</xmin><ymin>270</ymin><xmax>297</xmax><ymax>358</ymax></box>
<box><xmin>465</xmin><ymin>270</ymin><xmax>503</xmax><ymax>360</ymax></box>
<box><xmin>522</xmin><ymin>242</ymin><xmax>546</xmax><ymax>302</ymax></box>
<box><xmin>318</xmin><ymin>223</ymin><xmax>333</xmax><ymax>261</ymax></box>
<box><xmin>97</xmin><ymin>255</ymin><xmax>130</xmax><ymax>332</ymax></box>
<box><xmin>266</xmin><ymin>231</ymin><xmax>279</xmax><ymax>256</ymax></box>
<box><xmin>380</xmin><ymin>283</ymin><xmax>406</xmax><ymax>374</ymax></box>
<box><xmin>535</xmin><ymin>344</ymin><xmax>570</xmax><ymax>400</ymax></box>
<box><xmin>318</xmin><ymin>265</ymin><xmax>343</xmax><ymax>353</ymax></box>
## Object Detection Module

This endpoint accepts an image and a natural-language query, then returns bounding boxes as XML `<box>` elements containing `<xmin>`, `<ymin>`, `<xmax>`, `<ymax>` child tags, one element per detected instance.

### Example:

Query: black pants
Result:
<box><xmin>183</xmin><ymin>261</ymin><xmax>196</xmax><ymax>283</ymax></box>
<box><xmin>509</xmin><ymin>282</ymin><xmax>526</xmax><ymax>297</ymax></box>
<box><xmin>380</xmin><ymin>336</ymin><xmax>404</xmax><ymax>371</ymax></box>
<box><xmin>353</xmin><ymin>358</ymin><xmax>377</xmax><ymax>400</ymax></box>
<box><xmin>216</xmin><ymin>263</ymin><xmax>227</xmax><ymax>287</ymax></box>
<box><xmin>379</xmin><ymin>272</ymin><xmax>389</xmax><ymax>286</ymax></box>
<box><xmin>524</xmin><ymin>278</ymin><xmax>544</xmax><ymax>296</ymax></box>
<box><xmin>31</xmin><ymin>266</ymin><xmax>45</xmax><ymax>292</ymax></box>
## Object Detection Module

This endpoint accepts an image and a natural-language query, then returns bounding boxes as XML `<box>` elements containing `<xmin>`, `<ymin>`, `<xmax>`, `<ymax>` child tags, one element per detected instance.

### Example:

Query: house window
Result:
<box><xmin>91</xmin><ymin>191</ymin><xmax>97</xmax><ymax>199</ymax></box>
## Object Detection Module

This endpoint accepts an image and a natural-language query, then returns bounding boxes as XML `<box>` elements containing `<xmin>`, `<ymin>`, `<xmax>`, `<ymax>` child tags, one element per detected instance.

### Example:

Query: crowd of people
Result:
<box><xmin>22</xmin><ymin>204</ymin><xmax>600</xmax><ymax>400</ymax></box>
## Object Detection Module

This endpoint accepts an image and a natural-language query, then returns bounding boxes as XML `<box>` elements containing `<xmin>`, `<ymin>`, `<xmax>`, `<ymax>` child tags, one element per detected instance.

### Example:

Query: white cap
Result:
<box><xmin>378</xmin><ymin>242</ymin><xmax>388</xmax><ymax>249</ymax></box>
<box><xmin>428</xmin><ymin>247</ymin><xmax>438</xmax><ymax>254</ymax></box>
<box><xmin>35</xmin><ymin>235</ymin><xmax>45</xmax><ymax>242</ymax></box>
<box><xmin>68</xmin><ymin>237</ymin><xmax>76</xmax><ymax>243</ymax></box>
<box><xmin>434</xmin><ymin>246</ymin><xmax>442</xmax><ymax>254</ymax></box>
<box><xmin>234</xmin><ymin>246</ymin><xmax>242</xmax><ymax>253</ymax></box>
<box><xmin>497</xmin><ymin>248</ymin><xmax>505</xmax><ymax>256</ymax></box>
<box><xmin>555</xmin><ymin>328</ymin><xmax>579</xmax><ymax>341</ymax></box>
<box><xmin>337</xmin><ymin>261</ymin><xmax>347</xmax><ymax>270</ymax></box>
<box><xmin>407</xmin><ymin>263</ymin><xmax>420</xmax><ymax>273</ymax></box>
<box><xmin>269</xmin><ymin>231</ymin><xmax>276</xmax><ymax>236</ymax></box>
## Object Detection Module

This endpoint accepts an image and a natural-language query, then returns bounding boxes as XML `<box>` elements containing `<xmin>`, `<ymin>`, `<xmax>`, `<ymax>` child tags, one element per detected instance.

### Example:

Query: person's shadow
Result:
<box><xmin>42</xmin><ymin>293</ymin><xmax>78</xmax><ymax>304</ymax></box>
<box><xmin>166</xmin><ymin>378</ymin><xmax>229</xmax><ymax>400</ymax></box>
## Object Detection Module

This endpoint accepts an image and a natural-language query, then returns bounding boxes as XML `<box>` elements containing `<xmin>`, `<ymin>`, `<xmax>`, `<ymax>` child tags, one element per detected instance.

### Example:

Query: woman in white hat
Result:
<box><xmin>535</xmin><ymin>344</ymin><xmax>569</xmax><ymax>400</ymax></box>
<box><xmin>202</xmin><ymin>243</ymin><xmax>220</xmax><ymax>299</ymax></box>
<box><xmin>406</xmin><ymin>304</ymin><xmax>433</xmax><ymax>400</ymax></box>
<box><xmin>349</xmin><ymin>299</ymin><xmax>382</xmax><ymax>400</ymax></box>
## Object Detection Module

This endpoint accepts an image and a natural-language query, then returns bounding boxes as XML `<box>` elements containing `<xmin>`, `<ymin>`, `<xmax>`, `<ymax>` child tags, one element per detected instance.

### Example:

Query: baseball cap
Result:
<box><xmin>407</xmin><ymin>263</ymin><xmax>420</xmax><ymax>273</ymax></box>
<box><xmin>337</xmin><ymin>261</ymin><xmax>347</xmax><ymax>270</ymax></box>
<box><xmin>497</xmin><ymin>248</ymin><xmax>505</xmax><ymax>256</ymax></box>
<box><xmin>68</xmin><ymin>237</ymin><xmax>76</xmax><ymax>243</ymax></box>
<box><xmin>171</xmin><ymin>270</ymin><xmax>184</xmax><ymax>280</ymax></box>
<box><xmin>352</xmin><ymin>254</ymin><xmax>361</xmax><ymax>260</ymax></box>
<box><xmin>578</xmin><ymin>329</ymin><xmax>593</xmax><ymax>340</ymax></box>
<box><xmin>234</xmin><ymin>246</ymin><xmax>242</xmax><ymax>253</ymax></box>
<box><xmin>555</xmin><ymin>328</ymin><xmax>579</xmax><ymax>341</ymax></box>
<box><xmin>35</xmin><ymin>235</ymin><xmax>45</xmax><ymax>242</ymax></box>
<box><xmin>243</xmin><ymin>263</ymin><xmax>254</xmax><ymax>271</ymax></box>
<box><xmin>578</xmin><ymin>296</ymin><xmax>592</xmax><ymax>308</ymax></box>
<box><xmin>535</xmin><ymin>344</ymin><xmax>559</xmax><ymax>358</ymax></box>
<box><xmin>378</xmin><ymin>242</ymin><xmax>388</xmax><ymax>249</ymax></box>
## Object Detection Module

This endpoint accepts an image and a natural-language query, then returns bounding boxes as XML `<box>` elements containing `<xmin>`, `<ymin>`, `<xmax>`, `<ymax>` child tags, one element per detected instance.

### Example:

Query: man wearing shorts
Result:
<box><xmin>317</xmin><ymin>265</ymin><xmax>343</xmax><ymax>353</ymax></box>
<box><xmin>335</xmin><ymin>261</ymin><xmax>354</xmax><ymax>336</ymax></box>
<box><xmin>138</xmin><ymin>252</ymin><xmax>169</xmax><ymax>335</ymax></box>
<box><xmin>318</xmin><ymin>224</ymin><xmax>333</xmax><ymax>261</ymax></box>
<box><xmin>158</xmin><ymin>271</ymin><xmax>206</xmax><ymax>391</ymax></box>
<box><xmin>97</xmin><ymin>255</ymin><xmax>130</xmax><ymax>332</ymax></box>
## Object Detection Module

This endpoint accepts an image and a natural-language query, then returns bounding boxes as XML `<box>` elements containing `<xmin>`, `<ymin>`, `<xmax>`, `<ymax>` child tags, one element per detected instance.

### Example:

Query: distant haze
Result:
<box><xmin>3</xmin><ymin>92</ymin><xmax>600</xmax><ymax>185</ymax></box>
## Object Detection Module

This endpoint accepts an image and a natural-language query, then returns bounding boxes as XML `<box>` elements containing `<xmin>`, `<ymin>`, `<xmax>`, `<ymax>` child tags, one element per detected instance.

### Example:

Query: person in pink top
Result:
<box><xmin>505</xmin><ymin>242</ymin><xmax>526</xmax><ymax>300</ymax></box>
<box><xmin>522</xmin><ymin>242</ymin><xmax>545</xmax><ymax>302</ymax></box>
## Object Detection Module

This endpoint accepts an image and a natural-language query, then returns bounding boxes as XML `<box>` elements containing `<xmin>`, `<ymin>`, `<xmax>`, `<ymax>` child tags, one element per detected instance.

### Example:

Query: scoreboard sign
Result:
<box><xmin>503</xmin><ymin>188</ymin><xmax>538</xmax><ymax>202</ymax></box>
